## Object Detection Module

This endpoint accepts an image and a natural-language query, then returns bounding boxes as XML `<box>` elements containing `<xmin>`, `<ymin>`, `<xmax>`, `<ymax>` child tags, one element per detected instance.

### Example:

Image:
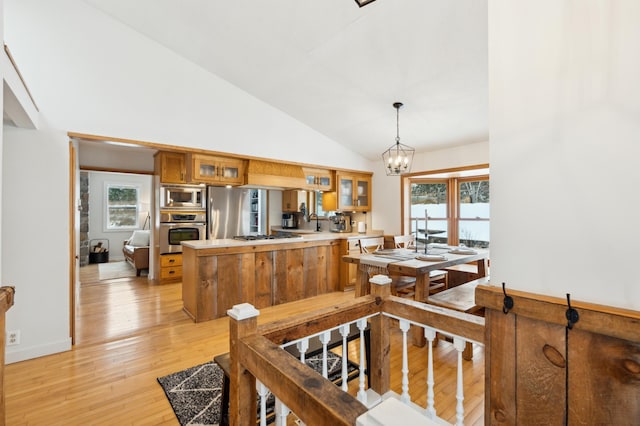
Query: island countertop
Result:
<box><xmin>181</xmin><ymin>230</ymin><xmax>384</xmax><ymax>250</ymax></box>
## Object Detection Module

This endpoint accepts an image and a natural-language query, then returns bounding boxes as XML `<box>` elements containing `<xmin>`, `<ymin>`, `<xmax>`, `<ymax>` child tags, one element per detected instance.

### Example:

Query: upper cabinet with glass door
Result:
<box><xmin>302</xmin><ymin>167</ymin><xmax>334</xmax><ymax>192</ymax></box>
<box><xmin>187</xmin><ymin>153</ymin><xmax>246</xmax><ymax>186</ymax></box>
<box><xmin>335</xmin><ymin>172</ymin><xmax>372</xmax><ymax>211</ymax></box>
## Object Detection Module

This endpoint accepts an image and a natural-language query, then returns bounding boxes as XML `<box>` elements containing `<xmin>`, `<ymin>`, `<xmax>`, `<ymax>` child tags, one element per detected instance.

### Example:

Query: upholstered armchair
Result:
<box><xmin>122</xmin><ymin>230</ymin><xmax>150</xmax><ymax>276</ymax></box>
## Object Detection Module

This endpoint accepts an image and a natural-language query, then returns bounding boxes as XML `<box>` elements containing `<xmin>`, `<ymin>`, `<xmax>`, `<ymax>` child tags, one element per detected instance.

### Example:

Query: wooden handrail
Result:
<box><xmin>259</xmin><ymin>295</ymin><xmax>381</xmax><ymax>344</ymax></box>
<box><xmin>384</xmin><ymin>295</ymin><xmax>485</xmax><ymax>344</ymax></box>
<box><xmin>239</xmin><ymin>334</ymin><xmax>368</xmax><ymax>425</ymax></box>
<box><xmin>228</xmin><ymin>280</ymin><xmax>486</xmax><ymax>425</ymax></box>
<box><xmin>0</xmin><ymin>287</ymin><xmax>15</xmax><ymax>314</ymax></box>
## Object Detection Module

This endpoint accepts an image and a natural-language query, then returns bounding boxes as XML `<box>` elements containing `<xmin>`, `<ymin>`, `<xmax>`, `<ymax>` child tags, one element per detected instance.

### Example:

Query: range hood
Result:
<box><xmin>243</xmin><ymin>160</ymin><xmax>306</xmax><ymax>189</ymax></box>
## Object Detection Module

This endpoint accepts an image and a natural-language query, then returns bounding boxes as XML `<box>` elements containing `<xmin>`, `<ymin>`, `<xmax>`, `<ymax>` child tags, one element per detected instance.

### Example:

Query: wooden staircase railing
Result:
<box><xmin>228</xmin><ymin>275</ymin><xmax>484</xmax><ymax>425</ymax></box>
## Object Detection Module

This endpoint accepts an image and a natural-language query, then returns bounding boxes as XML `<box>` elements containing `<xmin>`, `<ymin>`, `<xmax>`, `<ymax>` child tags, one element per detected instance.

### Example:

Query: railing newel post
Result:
<box><xmin>228</xmin><ymin>303</ymin><xmax>260</xmax><ymax>426</ymax></box>
<box><xmin>369</xmin><ymin>275</ymin><xmax>392</xmax><ymax>398</ymax></box>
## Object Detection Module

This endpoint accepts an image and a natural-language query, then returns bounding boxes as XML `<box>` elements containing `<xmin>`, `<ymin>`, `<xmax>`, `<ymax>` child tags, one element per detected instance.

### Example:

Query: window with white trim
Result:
<box><xmin>105</xmin><ymin>183</ymin><xmax>140</xmax><ymax>230</ymax></box>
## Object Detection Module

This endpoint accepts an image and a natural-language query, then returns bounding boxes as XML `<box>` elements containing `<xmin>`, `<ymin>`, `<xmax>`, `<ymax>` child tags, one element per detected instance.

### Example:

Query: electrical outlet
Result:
<box><xmin>7</xmin><ymin>330</ymin><xmax>20</xmax><ymax>346</ymax></box>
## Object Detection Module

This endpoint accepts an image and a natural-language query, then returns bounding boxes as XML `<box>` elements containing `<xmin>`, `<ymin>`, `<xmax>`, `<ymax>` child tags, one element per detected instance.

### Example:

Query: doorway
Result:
<box><xmin>70</xmin><ymin>134</ymin><xmax>181</xmax><ymax>345</ymax></box>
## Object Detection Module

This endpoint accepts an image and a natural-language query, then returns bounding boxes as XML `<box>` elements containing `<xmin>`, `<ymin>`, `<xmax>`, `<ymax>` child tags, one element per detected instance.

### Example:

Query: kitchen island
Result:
<box><xmin>181</xmin><ymin>232</ymin><xmax>382</xmax><ymax>322</ymax></box>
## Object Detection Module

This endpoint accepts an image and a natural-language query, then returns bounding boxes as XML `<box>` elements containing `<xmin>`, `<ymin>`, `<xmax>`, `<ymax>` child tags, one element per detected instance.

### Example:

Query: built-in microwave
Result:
<box><xmin>160</xmin><ymin>184</ymin><xmax>206</xmax><ymax>210</ymax></box>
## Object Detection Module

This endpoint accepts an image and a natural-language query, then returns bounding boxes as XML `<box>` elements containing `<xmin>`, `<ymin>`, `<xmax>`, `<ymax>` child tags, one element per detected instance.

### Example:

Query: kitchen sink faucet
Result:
<box><xmin>309</xmin><ymin>213</ymin><xmax>321</xmax><ymax>232</ymax></box>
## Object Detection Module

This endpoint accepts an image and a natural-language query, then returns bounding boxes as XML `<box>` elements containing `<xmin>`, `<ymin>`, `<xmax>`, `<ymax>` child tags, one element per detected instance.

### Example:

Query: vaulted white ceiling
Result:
<box><xmin>83</xmin><ymin>0</ymin><xmax>488</xmax><ymax>161</ymax></box>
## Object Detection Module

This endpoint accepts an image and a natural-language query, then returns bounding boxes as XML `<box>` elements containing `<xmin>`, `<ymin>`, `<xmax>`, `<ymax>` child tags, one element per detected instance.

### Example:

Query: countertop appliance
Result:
<box><xmin>282</xmin><ymin>213</ymin><xmax>298</xmax><ymax>229</ymax></box>
<box><xmin>208</xmin><ymin>187</ymin><xmax>267</xmax><ymax>239</ymax></box>
<box><xmin>329</xmin><ymin>213</ymin><xmax>352</xmax><ymax>233</ymax></box>
<box><xmin>159</xmin><ymin>211</ymin><xmax>206</xmax><ymax>254</ymax></box>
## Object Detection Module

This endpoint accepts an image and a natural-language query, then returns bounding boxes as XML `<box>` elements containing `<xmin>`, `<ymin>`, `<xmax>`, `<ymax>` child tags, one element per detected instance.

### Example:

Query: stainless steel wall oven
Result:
<box><xmin>159</xmin><ymin>211</ymin><xmax>206</xmax><ymax>254</ymax></box>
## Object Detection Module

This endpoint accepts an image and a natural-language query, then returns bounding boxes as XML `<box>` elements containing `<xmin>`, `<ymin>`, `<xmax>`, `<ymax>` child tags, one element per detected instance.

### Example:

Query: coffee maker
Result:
<box><xmin>329</xmin><ymin>213</ymin><xmax>352</xmax><ymax>233</ymax></box>
<box><xmin>282</xmin><ymin>213</ymin><xmax>298</xmax><ymax>229</ymax></box>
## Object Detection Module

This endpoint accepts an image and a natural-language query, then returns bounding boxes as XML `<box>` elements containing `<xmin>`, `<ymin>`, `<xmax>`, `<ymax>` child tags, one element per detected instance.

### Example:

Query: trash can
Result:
<box><xmin>89</xmin><ymin>239</ymin><xmax>109</xmax><ymax>264</ymax></box>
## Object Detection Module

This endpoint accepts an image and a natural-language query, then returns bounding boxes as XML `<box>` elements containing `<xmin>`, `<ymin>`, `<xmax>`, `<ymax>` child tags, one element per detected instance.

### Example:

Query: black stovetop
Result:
<box><xmin>233</xmin><ymin>234</ymin><xmax>298</xmax><ymax>241</ymax></box>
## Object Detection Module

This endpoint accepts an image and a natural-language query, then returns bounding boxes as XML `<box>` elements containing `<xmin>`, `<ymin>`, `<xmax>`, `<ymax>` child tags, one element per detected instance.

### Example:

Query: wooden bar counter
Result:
<box><xmin>181</xmin><ymin>236</ymin><xmax>344</xmax><ymax>322</ymax></box>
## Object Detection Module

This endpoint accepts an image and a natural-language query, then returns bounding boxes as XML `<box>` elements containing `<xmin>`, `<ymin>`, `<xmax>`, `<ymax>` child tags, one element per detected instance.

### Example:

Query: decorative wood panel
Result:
<box><xmin>516</xmin><ymin>316</ymin><xmax>565</xmax><ymax>424</ymax></box>
<box><xmin>569</xmin><ymin>329</ymin><xmax>640</xmax><ymax>424</ymax></box>
<box><xmin>477</xmin><ymin>284</ymin><xmax>640</xmax><ymax>425</ymax></box>
<box><xmin>484</xmin><ymin>308</ymin><xmax>516</xmax><ymax>425</ymax></box>
<box><xmin>254</xmin><ymin>251</ymin><xmax>273</xmax><ymax>308</ymax></box>
<box><xmin>182</xmin><ymin>241</ymin><xmax>340</xmax><ymax>322</ymax></box>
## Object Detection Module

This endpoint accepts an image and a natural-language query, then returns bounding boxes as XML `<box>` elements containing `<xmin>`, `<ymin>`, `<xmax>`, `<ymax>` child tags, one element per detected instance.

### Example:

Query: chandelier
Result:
<box><xmin>382</xmin><ymin>102</ymin><xmax>415</xmax><ymax>176</ymax></box>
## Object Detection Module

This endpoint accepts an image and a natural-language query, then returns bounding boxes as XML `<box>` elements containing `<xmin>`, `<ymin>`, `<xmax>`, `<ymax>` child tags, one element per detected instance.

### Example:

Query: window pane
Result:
<box><xmin>411</xmin><ymin>182</ymin><xmax>447</xmax><ymax>247</ymax></box>
<box><xmin>108</xmin><ymin>206</ymin><xmax>137</xmax><ymax>227</ymax></box>
<box><xmin>459</xmin><ymin>180</ymin><xmax>489</xmax><ymax>218</ymax></box>
<box><xmin>107</xmin><ymin>185</ymin><xmax>139</xmax><ymax>229</ymax></box>
<box><xmin>459</xmin><ymin>220</ymin><xmax>490</xmax><ymax>248</ymax></box>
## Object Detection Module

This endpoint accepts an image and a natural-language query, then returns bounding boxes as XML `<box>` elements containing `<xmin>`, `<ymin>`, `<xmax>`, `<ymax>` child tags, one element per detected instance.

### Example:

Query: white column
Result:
<box><xmin>297</xmin><ymin>337</ymin><xmax>309</xmax><ymax>363</ymax></box>
<box><xmin>256</xmin><ymin>379</ymin><xmax>268</xmax><ymax>426</ymax></box>
<box><xmin>356</xmin><ymin>318</ymin><xmax>368</xmax><ymax>403</ymax></box>
<box><xmin>319</xmin><ymin>330</ymin><xmax>331</xmax><ymax>379</ymax></box>
<box><xmin>453</xmin><ymin>336</ymin><xmax>466</xmax><ymax>426</ymax></box>
<box><xmin>399</xmin><ymin>319</ymin><xmax>411</xmax><ymax>403</ymax></box>
<box><xmin>274</xmin><ymin>398</ymin><xmax>290</xmax><ymax>426</ymax></box>
<box><xmin>424</xmin><ymin>327</ymin><xmax>437</xmax><ymax>419</ymax></box>
<box><xmin>339</xmin><ymin>323</ymin><xmax>351</xmax><ymax>392</ymax></box>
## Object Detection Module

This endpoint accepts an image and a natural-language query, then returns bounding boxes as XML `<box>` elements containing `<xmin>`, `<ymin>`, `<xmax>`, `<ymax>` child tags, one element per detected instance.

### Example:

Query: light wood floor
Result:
<box><xmin>4</xmin><ymin>263</ymin><xmax>484</xmax><ymax>425</ymax></box>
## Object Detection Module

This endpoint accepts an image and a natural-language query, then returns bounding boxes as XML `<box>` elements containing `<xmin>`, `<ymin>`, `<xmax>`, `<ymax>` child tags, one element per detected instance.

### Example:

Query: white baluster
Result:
<box><xmin>256</xmin><ymin>379</ymin><xmax>268</xmax><ymax>426</ymax></box>
<box><xmin>297</xmin><ymin>337</ymin><xmax>309</xmax><ymax>363</ymax></box>
<box><xmin>453</xmin><ymin>337</ymin><xmax>466</xmax><ymax>426</ymax></box>
<box><xmin>339</xmin><ymin>323</ymin><xmax>351</xmax><ymax>392</ymax></box>
<box><xmin>320</xmin><ymin>330</ymin><xmax>331</xmax><ymax>378</ymax></box>
<box><xmin>423</xmin><ymin>327</ymin><xmax>437</xmax><ymax>419</ymax></box>
<box><xmin>356</xmin><ymin>318</ymin><xmax>368</xmax><ymax>403</ymax></box>
<box><xmin>274</xmin><ymin>398</ymin><xmax>290</xmax><ymax>426</ymax></box>
<box><xmin>399</xmin><ymin>319</ymin><xmax>411</xmax><ymax>403</ymax></box>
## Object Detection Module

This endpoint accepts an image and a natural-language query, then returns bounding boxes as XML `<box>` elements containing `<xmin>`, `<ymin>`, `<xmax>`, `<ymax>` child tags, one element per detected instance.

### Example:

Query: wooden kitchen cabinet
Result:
<box><xmin>159</xmin><ymin>253</ymin><xmax>182</xmax><ymax>283</ymax></box>
<box><xmin>335</xmin><ymin>172</ymin><xmax>372</xmax><ymax>211</ymax></box>
<box><xmin>302</xmin><ymin>167</ymin><xmax>334</xmax><ymax>192</ymax></box>
<box><xmin>187</xmin><ymin>153</ymin><xmax>246</xmax><ymax>186</ymax></box>
<box><xmin>282</xmin><ymin>190</ymin><xmax>307</xmax><ymax>212</ymax></box>
<box><xmin>155</xmin><ymin>151</ymin><xmax>187</xmax><ymax>184</ymax></box>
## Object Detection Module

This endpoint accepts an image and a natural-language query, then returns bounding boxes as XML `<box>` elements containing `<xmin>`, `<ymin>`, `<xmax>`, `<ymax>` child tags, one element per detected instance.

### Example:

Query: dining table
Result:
<box><xmin>342</xmin><ymin>245</ymin><xmax>489</xmax><ymax>347</ymax></box>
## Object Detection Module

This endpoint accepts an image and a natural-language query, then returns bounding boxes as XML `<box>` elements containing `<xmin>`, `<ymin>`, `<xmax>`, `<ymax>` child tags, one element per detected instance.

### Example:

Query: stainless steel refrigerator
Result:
<box><xmin>207</xmin><ymin>186</ymin><xmax>267</xmax><ymax>239</ymax></box>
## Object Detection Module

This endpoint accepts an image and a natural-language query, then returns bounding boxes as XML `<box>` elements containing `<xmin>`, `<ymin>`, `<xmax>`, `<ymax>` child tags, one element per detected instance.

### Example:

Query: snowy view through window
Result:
<box><xmin>411</xmin><ymin>180</ymin><xmax>489</xmax><ymax>248</ymax></box>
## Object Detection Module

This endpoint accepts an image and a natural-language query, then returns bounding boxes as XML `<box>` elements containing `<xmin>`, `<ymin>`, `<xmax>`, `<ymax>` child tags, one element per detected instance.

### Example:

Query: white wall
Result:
<box><xmin>0</xmin><ymin>0</ymin><xmax>4</xmax><ymax>284</ymax></box>
<box><xmin>2</xmin><ymin>126</ymin><xmax>71</xmax><ymax>361</ymax></box>
<box><xmin>1</xmin><ymin>0</ymin><xmax>370</xmax><ymax>363</ymax></box>
<box><xmin>87</xmin><ymin>171</ymin><xmax>152</xmax><ymax>262</ymax></box>
<box><xmin>489</xmin><ymin>1</ymin><xmax>640</xmax><ymax>310</ymax></box>
<box><xmin>4</xmin><ymin>0</ymin><xmax>369</xmax><ymax>172</ymax></box>
<box><xmin>370</xmin><ymin>141</ymin><xmax>489</xmax><ymax>235</ymax></box>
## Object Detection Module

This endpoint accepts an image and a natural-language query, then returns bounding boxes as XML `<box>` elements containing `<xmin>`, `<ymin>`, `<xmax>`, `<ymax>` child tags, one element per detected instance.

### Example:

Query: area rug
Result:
<box><xmin>98</xmin><ymin>261</ymin><xmax>137</xmax><ymax>280</ymax></box>
<box><xmin>158</xmin><ymin>352</ymin><xmax>356</xmax><ymax>426</ymax></box>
